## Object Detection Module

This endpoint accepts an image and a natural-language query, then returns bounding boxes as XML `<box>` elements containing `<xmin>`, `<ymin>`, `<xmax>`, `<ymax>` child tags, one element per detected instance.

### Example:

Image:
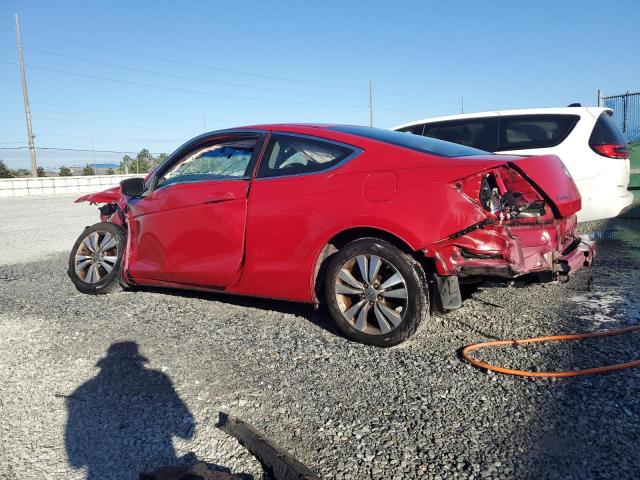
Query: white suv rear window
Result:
<box><xmin>498</xmin><ymin>114</ymin><xmax>579</xmax><ymax>150</ymax></box>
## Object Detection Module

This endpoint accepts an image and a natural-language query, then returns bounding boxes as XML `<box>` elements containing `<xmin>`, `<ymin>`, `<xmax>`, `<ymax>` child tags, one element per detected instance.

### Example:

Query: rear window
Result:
<box><xmin>498</xmin><ymin>114</ymin><xmax>579</xmax><ymax>150</ymax></box>
<box><xmin>589</xmin><ymin>112</ymin><xmax>627</xmax><ymax>145</ymax></box>
<box><xmin>396</xmin><ymin>124</ymin><xmax>425</xmax><ymax>135</ymax></box>
<box><xmin>422</xmin><ymin>118</ymin><xmax>498</xmax><ymax>151</ymax></box>
<box><xmin>331</xmin><ymin>125</ymin><xmax>488</xmax><ymax>157</ymax></box>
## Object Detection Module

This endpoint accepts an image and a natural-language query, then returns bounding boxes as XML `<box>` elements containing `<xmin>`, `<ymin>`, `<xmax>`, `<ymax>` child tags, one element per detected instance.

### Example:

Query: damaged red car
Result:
<box><xmin>69</xmin><ymin>124</ymin><xmax>595</xmax><ymax>346</ymax></box>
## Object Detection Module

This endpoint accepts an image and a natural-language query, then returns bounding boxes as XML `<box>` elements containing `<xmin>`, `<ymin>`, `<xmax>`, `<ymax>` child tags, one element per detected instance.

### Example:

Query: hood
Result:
<box><xmin>75</xmin><ymin>186</ymin><xmax>121</xmax><ymax>204</ymax></box>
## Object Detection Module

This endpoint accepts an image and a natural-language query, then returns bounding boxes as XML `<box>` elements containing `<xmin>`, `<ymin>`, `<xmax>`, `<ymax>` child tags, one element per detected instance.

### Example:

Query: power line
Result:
<box><xmin>1</xmin><ymin>146</ymin><xmax>164</xmax><ymax>155</ymax></box>
<box><xmin>0</xmin><ymin>30</ymin><xmax>461</xmax><ymax>105</ymax></box>
<box><xmin>0</xmin><ymin>131</ymin><xmax>183</xmax><ymax>142</ymax></box>
<box><xmin>1</xmin><ymin>108</ymin><xmax>203</xmax><ymax>128</ymax></box>
<box><xmin>0</xmin><ymin>28</ymin><xmax>368</xmax><ymax>90</ymax></box>
<box><xmin>374</xmin><ymin>88</ymin><xmax>459</xmax><ymax>104</ymax></box>
<box><xmin>0</xmin><ymin>100</ymin><xmax>223</xmax><ymax>124</ymax></box>
<box><xmin>0</xmin><ymin>45</ymin><xmax>369</xmax><ymax>100</ymax></box>
<box><xmin>8</xmin><ymin>62</ymin><xmax>369</xmax><ymax>109</ymax></box>
<box><xmin>0</xmin><ymin>112</ymin><xmax>205</xmax><ymax>133</ymax></box>
<box><xmin>3</xmin><ymin>61</ymin><xmax>437</xmax><ymax>117</ymax></box>
<box><xmin>0</xmin><ymin>45</ymin><xmax>459</xmax><ymax>110</ymax></box>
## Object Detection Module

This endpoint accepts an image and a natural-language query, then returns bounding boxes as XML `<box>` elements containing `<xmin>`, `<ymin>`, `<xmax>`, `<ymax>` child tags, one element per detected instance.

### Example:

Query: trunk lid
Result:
<box><xmin>507</xmin><ymin>154</ymin><xmax>581</xmax><ymax>218</ymax></box>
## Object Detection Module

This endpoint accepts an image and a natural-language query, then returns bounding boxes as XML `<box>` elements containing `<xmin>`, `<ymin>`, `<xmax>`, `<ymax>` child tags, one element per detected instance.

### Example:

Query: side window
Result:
<box><xmin>257</xmin><ymin>134</ymin><xmax>355</xmax><ymax>178</ymax></box>
<box><xmin>498</xmin><ymin>115</ymin><xmax>579</xmax><ymax>150</ymax></box>
<box><xmin>158</xmin><ymin>137</ymin><xmax>258</xmax><ymax>187</ymax></box>
<box><xmin>422</xmin><ymin>119</ymin><xmax>498</xmax><ymax>151</ymax></box>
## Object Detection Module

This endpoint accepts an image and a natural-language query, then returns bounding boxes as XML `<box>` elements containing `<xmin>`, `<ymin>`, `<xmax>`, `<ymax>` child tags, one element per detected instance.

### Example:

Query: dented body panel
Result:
<box><xmin>73</xmin><ymin>124</ymin><xmax>595</xmax><ymax>304</ymax></box>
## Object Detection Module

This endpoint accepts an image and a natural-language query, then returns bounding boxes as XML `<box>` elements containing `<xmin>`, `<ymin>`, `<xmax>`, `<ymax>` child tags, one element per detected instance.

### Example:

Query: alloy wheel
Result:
<box><xmin>334</xmin><ymin>254</ymin><xmax>408</xmax><ymax>335</ymax></box>
<box><xmin>74</xmin><ymin>230</ymin><xmax>119</xmax><ymax>284</ymax></box>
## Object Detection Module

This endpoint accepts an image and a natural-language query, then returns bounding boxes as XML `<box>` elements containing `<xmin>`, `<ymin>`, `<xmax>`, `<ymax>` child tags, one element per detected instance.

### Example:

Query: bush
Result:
<box><xmin>59</xmin><ymin>166</ymin><xmax>72</xmax><ymax>177</ymax></box>
<box><xmin>0</xmin><ymin>160</ymin><xmax>15</xmax><ymax>178</ymax></box>
<box><xmin>82</xmin><ymin>164</ymin><xmax>95</xmax><ymax>176</ymax></box>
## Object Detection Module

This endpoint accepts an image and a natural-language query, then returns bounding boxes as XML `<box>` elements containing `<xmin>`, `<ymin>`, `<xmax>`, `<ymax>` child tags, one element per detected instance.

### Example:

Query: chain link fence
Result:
<box><xmin>602</xmin><ymin>91</ymin><xmax>640</xmax><ymax>142</ymax></box>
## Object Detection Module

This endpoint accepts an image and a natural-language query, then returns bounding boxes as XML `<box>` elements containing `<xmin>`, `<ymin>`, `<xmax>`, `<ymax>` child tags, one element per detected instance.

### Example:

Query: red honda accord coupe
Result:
<box><xmin>69</xmin><ymin>124</ymin><xmax>595</xmax><ymax>346</ymax></box>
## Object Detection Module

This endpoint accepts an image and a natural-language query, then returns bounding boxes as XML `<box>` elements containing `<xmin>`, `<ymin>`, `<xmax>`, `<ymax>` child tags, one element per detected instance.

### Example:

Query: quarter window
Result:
<box><xmin>158</xmin><ymin>137</ymin><xmax>258</xmax><ymax>187</ymax></box>
<box><xmin>498</xmin><ymin>115</ymin><xmax>579</xmax><ymax>150</ymax></box>
<box><xmin>257</xmin><ymin>134</ymin><xmax>354</xmax><ymax>178</ymax></box>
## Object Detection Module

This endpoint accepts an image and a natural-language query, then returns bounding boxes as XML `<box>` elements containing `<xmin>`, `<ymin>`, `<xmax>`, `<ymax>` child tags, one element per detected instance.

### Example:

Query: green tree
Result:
<box><xmin>82</xmin><ymin>164</ymin><xmax>95</xmax><ymax>176</ymax></box>
<box><xmin>119</xmin><ymin>149</ymin><xmax>167</xmax><ymax>174</ymax></box>
<box><xmin>119</xmin><ymin>154</ymin><xmax>133</xmax><ymax>174</ymax></box>
<box><xmin>134</xmin><ymin>148</ymin><xmax>153</xmax><ymax>173</ymax></box>
<box><xmin>59</xmin><ymin>166</ymin><xmax>72</xmax><ymax>177</ymax></box>
<box><xmin>0</xmin><ymin>160</ymin><xmax>15</xmax><ymax>178</ymax></box>
<box><xmin>15</xmin><ymin>168</ymin><xmax>30</xmax><ymax>177</ymax></box>
<box><xmin>106</xmin><ymin>168</ymin><xmax>115</xmax><ymax>175</ymax></box>
<box><xmin>37</xmin><ymin>166</ymin><xmax>46</xmax><ymax>177</ymax></box>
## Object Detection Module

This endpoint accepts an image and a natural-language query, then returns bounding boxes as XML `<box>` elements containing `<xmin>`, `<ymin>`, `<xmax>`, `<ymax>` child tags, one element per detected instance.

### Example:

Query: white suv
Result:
<box><xmin>393</xmin><ymin>107</ymin><xmax>633</xmax><ymax>222</ymax></box>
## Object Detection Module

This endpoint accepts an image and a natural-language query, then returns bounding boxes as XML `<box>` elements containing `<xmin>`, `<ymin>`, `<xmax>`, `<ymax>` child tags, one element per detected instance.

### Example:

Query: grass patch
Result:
<box><xmin>630</xmin><ymin>141</ymin><xmax>640</xmax><ymax>171</ymax></box>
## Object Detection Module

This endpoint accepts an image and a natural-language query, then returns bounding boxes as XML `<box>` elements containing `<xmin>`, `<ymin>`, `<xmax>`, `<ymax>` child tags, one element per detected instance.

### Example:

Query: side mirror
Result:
<box><xmin>120</xmin><ymin>177</ymin><xmax>146</xmax><ymax>197</ymax></box>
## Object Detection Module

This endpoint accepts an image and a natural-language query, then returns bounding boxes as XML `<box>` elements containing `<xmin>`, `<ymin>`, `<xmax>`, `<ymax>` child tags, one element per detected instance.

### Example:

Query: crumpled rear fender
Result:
<box><xmin>75</xmin><ymin>186</ymin><xmax>121</xmax><ymax>204</ymax></box>
<box><xmin>429</xmin><ymin>215</ymin><xmax>595</xmax><ymax>279</ymax></box>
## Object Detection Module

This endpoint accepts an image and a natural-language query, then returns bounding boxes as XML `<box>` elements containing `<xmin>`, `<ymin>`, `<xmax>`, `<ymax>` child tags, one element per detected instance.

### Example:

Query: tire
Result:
<box><xmin>324</xmin><ymin>238</ymin><xmax>429</xmax><ymax>347</ymax></box>
<box><xmin>67</xmin><ymin>222</ymin><xmax>126</xmax><ymax>295</ymax></box>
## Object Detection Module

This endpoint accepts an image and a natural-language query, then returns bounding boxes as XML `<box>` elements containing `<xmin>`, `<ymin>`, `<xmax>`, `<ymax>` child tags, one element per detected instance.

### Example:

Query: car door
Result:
<box><xmin>126</xmin><ymin>133</ymin><xmax>263</xmax><ymax>287</ymax></box>
<box><xmin>237</xmin><ymin>132</ymin><xmax>361</xmax><ymax>301</ymax></box>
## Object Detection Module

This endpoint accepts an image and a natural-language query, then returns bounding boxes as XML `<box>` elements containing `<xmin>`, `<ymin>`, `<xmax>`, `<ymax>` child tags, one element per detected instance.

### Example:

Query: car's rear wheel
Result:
<box><xmin>325</xmin><ymin>238</ymin><xmax>428</xmax><ymax>347</ymax></box>
<box><xmin>67</xmin><ymin>222</ymin><xmax>126</xmax><ymax>295</ymax></box>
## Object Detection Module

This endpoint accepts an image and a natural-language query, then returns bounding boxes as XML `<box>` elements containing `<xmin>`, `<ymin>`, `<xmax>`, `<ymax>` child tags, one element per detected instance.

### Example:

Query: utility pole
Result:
<box><xmin>15</xmin><ymin>14</ymin><xmax>38</xmax><ymax>177</ymax></box>
<box><xmin>368</xmin><ymin>81</ymin><xmax>373</xmax><ymax>127</ymax></box>
<box><xmin>202</xmin><ymin>116</ymin><xmax>207</xmax><ymax>132</ymax></box>
<box><xmin>461</xmin><ymin>96</ymin><xmax>464</xmax><ymax>114</ymax></box>
<box><xmin>597</xmin><ymin>89</ymin><xmax>602</xmax><ymax>107</ymax></box>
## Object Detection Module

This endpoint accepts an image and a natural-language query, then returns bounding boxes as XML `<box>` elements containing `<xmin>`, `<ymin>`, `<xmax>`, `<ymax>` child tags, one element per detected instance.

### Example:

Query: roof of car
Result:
<box><xmin>236</xmin><ymin>123</ymin><xmax>336</xmax><ymax>131</ymax></box>
<box><xmin>392</xmin><ymin>106</ymin><xmax>613</xmax><ymax>130</ymax></box>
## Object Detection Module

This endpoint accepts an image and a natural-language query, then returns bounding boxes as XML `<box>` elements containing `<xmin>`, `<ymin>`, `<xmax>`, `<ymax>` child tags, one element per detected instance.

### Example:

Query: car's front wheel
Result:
<box><xmin>67</xmin><ymin>222</ymin><xmax>126</xmax><ymax>295</ymax></box>
<box><xmin>325</xmin><ymin>238</ymin><xmax>428</xmax><ymax>347</ymax></box>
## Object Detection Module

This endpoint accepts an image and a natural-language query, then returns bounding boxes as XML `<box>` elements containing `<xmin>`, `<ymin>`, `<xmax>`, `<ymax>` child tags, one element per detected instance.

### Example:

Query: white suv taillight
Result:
<box><xmin>590</xmin><ymin>143</ymin><xmax>629</xmax><ymax>159</ymax></box>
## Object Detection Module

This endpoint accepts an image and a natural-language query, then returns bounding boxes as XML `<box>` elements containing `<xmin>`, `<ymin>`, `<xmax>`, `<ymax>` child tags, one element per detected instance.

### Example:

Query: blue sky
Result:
<box><xmin>1</xmin><ymin>0</ymin><xmax>639</xmax><ymax>169</ymax></box>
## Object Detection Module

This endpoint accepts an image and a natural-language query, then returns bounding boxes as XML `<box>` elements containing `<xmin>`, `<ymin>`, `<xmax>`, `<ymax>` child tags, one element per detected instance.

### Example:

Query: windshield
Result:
<box><xmin>330</xmin><ymin>125</ymin><xmax>489</xmax><ymax>157</ymax></box>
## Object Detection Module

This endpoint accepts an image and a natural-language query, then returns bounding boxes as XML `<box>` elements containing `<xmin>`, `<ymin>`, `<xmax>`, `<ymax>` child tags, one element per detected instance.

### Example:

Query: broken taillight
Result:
<box><xmin>455</xmin><ymin>167</ymin><xmax>550</xmax><ymax>222</ymax></box>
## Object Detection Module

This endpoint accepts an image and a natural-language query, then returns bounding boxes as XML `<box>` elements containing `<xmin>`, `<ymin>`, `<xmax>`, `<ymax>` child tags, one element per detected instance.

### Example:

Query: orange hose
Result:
<box><xmin>462</xmin><ymin>324</ymin><xmax>640</xmax><ymax>378</ymax></box>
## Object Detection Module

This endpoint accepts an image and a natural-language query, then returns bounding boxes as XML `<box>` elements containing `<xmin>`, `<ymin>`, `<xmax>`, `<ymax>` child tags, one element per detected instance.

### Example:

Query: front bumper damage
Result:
<box><xmin>430</xmin><ymin>215</ymin><xmax>596</xmax><ymax>279</ymax></box>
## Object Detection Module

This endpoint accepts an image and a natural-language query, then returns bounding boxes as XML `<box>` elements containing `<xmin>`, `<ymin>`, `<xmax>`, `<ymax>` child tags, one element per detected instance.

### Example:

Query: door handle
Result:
<box><xmin>203</xmin><ymin>191</ymin><xmax>238</xmax><ymax>204</ymax></box>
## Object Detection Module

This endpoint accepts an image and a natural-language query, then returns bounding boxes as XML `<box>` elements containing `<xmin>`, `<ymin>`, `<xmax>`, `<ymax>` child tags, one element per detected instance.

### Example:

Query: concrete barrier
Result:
<box><xmin>0</xmin><ymin>174</ymin><xmax>145</xmax><ymax>198</ymax></box>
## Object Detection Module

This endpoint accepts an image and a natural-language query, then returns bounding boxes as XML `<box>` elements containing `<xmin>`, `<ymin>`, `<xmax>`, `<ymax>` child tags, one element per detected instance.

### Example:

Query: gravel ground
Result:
<box><xmin>1</xmin><ymin>197</ymin><xmax>639</xmax><ymax>479</ymax></box>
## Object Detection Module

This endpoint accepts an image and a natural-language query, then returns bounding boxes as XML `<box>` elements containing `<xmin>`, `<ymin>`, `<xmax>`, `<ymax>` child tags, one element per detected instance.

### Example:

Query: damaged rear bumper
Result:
<box><xmin>429</xmin><ymin>215</ymin><xmax>596</xmax><ymax>280</ymax></box>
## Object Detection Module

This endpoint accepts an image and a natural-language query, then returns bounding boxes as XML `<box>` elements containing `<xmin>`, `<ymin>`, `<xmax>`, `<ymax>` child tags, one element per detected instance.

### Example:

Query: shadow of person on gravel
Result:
<box><xmin>64</xmin><ymin>342</ymin><xmax>194</xmax><ymax>480</ymax></box>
